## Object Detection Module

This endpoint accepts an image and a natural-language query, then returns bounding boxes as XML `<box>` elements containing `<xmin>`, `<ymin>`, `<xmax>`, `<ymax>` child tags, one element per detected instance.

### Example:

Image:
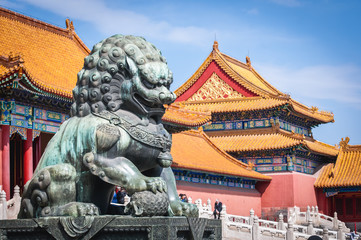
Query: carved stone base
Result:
<box><xmin>0</xmin><ymin>216</ymin><xmax>221</xmax><ymax>240</ymax></box>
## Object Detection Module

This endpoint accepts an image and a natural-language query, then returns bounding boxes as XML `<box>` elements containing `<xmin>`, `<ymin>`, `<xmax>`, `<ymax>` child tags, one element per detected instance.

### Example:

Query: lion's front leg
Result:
<box><xmin>83</xmin><ymin>152</ymin><xmax>167</xmax><ymax>195</ymax></box>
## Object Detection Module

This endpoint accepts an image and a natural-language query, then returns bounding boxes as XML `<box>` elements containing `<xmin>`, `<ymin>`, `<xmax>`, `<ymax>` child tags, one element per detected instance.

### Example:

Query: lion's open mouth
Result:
<box><xmin>132</xmin><ymin>93</ymin><xmax>165</xmax><ymax>117</ymax></box>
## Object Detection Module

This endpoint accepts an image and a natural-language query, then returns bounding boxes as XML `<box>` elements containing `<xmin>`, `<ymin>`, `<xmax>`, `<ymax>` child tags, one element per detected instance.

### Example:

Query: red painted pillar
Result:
<box><xmin>2</xmin><ymin>125</ymin><xmax>10</xmax><ymax>199</ymax></box>
<box><xmin>23</xmin><ymin>129</ymin><xmax>33</xmax><ymax>185</ymax></box>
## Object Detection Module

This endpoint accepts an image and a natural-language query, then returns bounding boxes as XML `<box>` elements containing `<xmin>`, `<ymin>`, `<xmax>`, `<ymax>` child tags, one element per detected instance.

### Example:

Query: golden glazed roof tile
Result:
<box><xmin>0</xmin><ymin>64</ymin><xmax>8</xmax><ymax>75</ymax></box>
<box><xmin>178</xmin><ymin>97</ymin><xmax>288</xmax><ymax>113</ymax></box>
<box><xmin>221</xmin><ymin>53</ymin><xmax>282</xmax><ymax>96</ymax></box>
<box><xmin>210</xmin><ymin>132</ymin><xmax>301</xmax><ymax>152</ymax></box>
<box><xmin>175</xmin><ymin>43</ymin><xmax>286</xmax><ymax>99</ymax></box>
<box><xmin>174</xmin><ymin>42</ymin><xmax>334</xmax><ymax>124</ymax></box>
<box><xmin>315</xmin><ymin>138</ymin><xmax>361</xmax><ymax>188</ymax></box>
<box><xmin>162</xmin><ymin>102</ymin><xmax>211</xmax><ymax>127</ymax></box>
<box><xmin>0</xmin><ymin>7</ymin><xmax>89</xmax><ymax>98</ymax></box>
<box><xmin>209</xmin><ymin>131</ymin><xmax>339</xmax><ymax>157</ymax></box>
<box><xmin>171</xmin><ymin>129</ymin><xmax>271</xmax><ymax>180</ymax></box>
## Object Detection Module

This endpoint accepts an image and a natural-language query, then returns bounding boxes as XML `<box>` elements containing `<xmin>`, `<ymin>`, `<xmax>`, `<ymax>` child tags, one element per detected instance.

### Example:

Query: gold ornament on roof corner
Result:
<box><xmin>339</xmin><ymin>137</ymin><xmax>350</xmax><ymax>150</ymax></box>
<box><xmin>311</xmin><ymin>106</ymin><xmax>319</xmax><ymax>113</ymax></box>
<box><xmin>247</xmin><ymin>161</ymin><xmax>254</xmax><ymax>170</ymax></box>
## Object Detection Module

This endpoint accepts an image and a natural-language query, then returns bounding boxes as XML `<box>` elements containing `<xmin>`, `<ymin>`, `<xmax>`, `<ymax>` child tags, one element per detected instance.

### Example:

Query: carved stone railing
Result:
<box><xmin>288</xmin><ymin>205</ymin><xmax>349</xmax><ymax>232</ymax></box>
<box><xmin>194</xmin><ymin>198</ymin><xmax>347</xmax><ymax>240</ymax></box>
<box><xmin>0</xmin><ymin>185</ymin><xmax>22</xmax><ymax>220</ymax></box>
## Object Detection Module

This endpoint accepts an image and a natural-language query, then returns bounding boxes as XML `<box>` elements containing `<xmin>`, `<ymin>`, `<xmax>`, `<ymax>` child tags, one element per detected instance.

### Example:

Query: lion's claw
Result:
<box><xmin>145</xmin><ymin>177</ymin><xmax>166</xmax><ymax>194</ymax></box>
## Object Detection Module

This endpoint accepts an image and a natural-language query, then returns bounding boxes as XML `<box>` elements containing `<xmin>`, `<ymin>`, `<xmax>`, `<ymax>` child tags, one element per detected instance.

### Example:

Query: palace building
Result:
<box><xmin>315</xmin><ymin>137</ymin><xmax>361</xmax><ymax>222</ymax></box>
<box><xmin>0</xmin><ymin>6</ymin><xmax>360</xmax><ymax>222</ymax></box>
<box><xmin>172</xmin><ymin>41</ymin><xmax>341</xmax><ymax>218</ymax></box>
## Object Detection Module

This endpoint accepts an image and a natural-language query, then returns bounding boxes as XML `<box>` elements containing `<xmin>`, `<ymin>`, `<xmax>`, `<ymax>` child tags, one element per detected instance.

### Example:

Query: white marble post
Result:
<box><xmin>278</xmin><ymin>212</ymin><xmax>286</xmax><ymax>230</ymax></box>
<box><xmin>322</xmin><ymin>227</ymin><xmax>329</xmax><ymax>240</ymax></box>
<box><xmin>252</xmin><ymin>216</ymin><xmax>259</xmax><ymax>240</ymax></box>
<box><xmin>337</xmin><ymin>222</ymin><xmax>345</xmax><ymax>240</ymax></box>
<box><xmin>250</xmin><ymin>208</ymin><xmax>255</xmax><ymax>225</ymax></box>
<box><xmin>286</xmin><ymin>222</ymin><xmax>294</xmax><ymax>240</ymax></box>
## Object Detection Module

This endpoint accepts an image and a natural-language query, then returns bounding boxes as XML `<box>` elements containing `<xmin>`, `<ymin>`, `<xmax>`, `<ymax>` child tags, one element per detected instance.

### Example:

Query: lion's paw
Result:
<box><xmin>144</xmin><ymin>177</ymin><xmax>167</xmax><ymax>194</ymax></box>
<box><xmin>169</xmin><ymin>200</ymin><xmax>199</xmax><ymax>217</ymax></box>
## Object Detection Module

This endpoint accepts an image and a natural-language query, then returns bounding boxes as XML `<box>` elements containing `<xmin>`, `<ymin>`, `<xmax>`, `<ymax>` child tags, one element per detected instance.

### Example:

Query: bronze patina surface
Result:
<box><xmin>18</xmin><ymin>35</ymin><xmax>198</xmax><ymax>219</ymax></box>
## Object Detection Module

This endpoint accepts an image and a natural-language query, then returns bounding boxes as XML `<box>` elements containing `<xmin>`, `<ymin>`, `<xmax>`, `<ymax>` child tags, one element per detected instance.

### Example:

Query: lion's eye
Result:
<box><xmin>142</xmin><ymin>79</ymin><xmax>156</xmax><ymax>89</ymax></box>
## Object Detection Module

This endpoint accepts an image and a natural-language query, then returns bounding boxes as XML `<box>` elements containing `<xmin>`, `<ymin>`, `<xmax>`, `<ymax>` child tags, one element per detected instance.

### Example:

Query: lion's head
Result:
<box><xmin>71</xmin><ymin>35</ymin><xmax>176</xmax><ymax>121</ymax></box>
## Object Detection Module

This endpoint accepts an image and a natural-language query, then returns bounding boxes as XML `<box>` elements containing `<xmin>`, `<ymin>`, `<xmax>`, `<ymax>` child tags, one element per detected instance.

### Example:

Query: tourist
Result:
<box><xmin>116</xmin><ymin>187</ymin><xmax>127</xmax><ymax>204</ymax></box>
<box><xmin>213</xmin><ymin>199</ymin><xmax>222</xmax><ymax>219</ymax></box>
<box><xmin>180</xmin><ymin>194</ymin><xmax>188</xmax><ymax>203</ymax></box>
<box><xmin>111</xmin><ymin>186</ymin><xmax>121</xmax><ymax>203</ymax></box>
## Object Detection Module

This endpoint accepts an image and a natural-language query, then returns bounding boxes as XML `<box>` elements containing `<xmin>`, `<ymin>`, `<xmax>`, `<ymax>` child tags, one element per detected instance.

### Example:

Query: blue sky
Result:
<box><xmin>2</xmin><ymin>0</ymin><xmax>361</xmax><ymax>146</ymax></box>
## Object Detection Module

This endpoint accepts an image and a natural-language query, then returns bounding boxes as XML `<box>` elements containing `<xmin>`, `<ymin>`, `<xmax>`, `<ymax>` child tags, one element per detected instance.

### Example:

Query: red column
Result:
<box><xmin>2</xmin><ymin>125</ymin><xmax>10</xmax><ymax>199</ymax></box>
<box><xmin>23</xmin><ymin>128</ymin><xmax>33</xmax><ymax>185</ymax></box>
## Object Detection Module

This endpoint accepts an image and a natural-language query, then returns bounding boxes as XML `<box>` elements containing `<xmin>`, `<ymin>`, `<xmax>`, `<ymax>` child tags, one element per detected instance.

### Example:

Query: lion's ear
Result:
<box><xmin>125</xmin><ymin>56</ymin><xmax>138</xmax><ymax>77</ymax></box>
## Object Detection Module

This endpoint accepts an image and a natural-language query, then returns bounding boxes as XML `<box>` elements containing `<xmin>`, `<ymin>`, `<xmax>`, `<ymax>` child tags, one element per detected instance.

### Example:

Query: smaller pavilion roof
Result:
<box><xmin>178</xmin><ymin>97</ymin><xmax>334</xmax><ymax>123</ymax></box>
<box><xmin>315</xmin><ymin>137</ymin><xmax>361</xmax><ymax>188</ymax></box>
<box><xmin>171</xmin><ymin>129</ymin><xmax>271</xmax><ymax>181</ymax></box>
<box><xmin>162</xmin><ymin>102</ymin><xmax>211</xmax><ymax>127</ymax></box>
<box><xmin>209</xmin><ymin>130</ymin><xmax>339</xmax><ymax>157</ymax></box>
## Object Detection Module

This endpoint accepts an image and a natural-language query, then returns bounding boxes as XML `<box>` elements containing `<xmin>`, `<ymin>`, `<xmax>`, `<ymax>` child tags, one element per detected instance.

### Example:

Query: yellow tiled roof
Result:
<box><xmin>175</xmin><ymin>41</ymin><xmax>286</xmax><ymax>98</ymax></box>
<box><xmin>315</xmin><ymin>140</ymin><xmax>361</xmax><ymax>188</ymax></box>
<box><xmin>178</xmin><ymin>97</ymin><xmax>288</xmax><ymax>113</ymax></box>
<box><xmin>290</xmin><ymin>99</ymin><xmax>334</xmax><ymax>124</ymax></box>
<box><xmin>305</xmin><ymin>140</ymin><xmax>338</xmax><ymax>157</ymax></box>
<box><xmin>0</xmin><ymin>7</ymin><xmax>89</xmax><ymax>98</ymax></box>
<box><xmin>176</xmin><ymin>97</ymin><xmax>334</xmax><ymax>123</ymax></box>
<box><xmin>171</xmin><ymin>129</ymin><xmax>271</xmax><ymax>180</ymax></box>
<box><xmin>0</xmin><ymin>64</ymin><xmax>8</xmax><ymax>75</ymax></box>
<box><xmin>209</xmin><ymin>131</ymin><xmax>338</xmax><ymax>157</ymax></box>
<box><xmin>221</xmin><ymin>53</ymin><xmax>282</xmax><ymax>96</ymax></box>
<box><xmin>174</xmin><ymin>41</ymin><xmax>334</xmax><ymax>124</ymax></box>
<box><xmin>162</xmin><ymin>102</ymin><xmax>211</xmax><ymax>127</ymax></box>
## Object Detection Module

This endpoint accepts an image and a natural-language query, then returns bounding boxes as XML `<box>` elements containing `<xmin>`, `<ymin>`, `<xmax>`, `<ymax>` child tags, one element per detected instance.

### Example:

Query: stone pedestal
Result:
<box><xmin>0</xmin><ymin>216</ymin><xmax>221</xmax><ymax>240</ymax></box>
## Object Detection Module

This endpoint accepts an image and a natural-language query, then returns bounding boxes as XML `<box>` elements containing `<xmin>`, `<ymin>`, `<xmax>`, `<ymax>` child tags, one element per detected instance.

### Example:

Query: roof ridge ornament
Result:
<box><xmin>339</xmin><ymin>137</ymin><xmax>350</xmax><ymax>150</ymax></box>
<box><xmin>0</xmin><ymin>52</ymin><xmax>24</xmax><ymax>68</ymax></box>
<box><xmin>65</xmin><ymin>18</ymin><xmax>75</xmax><ymax>32</ymax></box>
<box><xmin>213</xmin><ymin>41</ymin><xmax>219</xmax><ymax>51</ymax></box>
<box><xmin>246</xmin><ymin>56</ymin><xmax>251</xmax><ymax>67</ymax></box>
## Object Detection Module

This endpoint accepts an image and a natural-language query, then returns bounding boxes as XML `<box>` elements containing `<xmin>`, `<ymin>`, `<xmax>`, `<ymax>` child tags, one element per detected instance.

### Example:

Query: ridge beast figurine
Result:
<box><xmin>18</xmin><ymin>35</ymin><xmax>198</xmax><ymax>218</ymax></box>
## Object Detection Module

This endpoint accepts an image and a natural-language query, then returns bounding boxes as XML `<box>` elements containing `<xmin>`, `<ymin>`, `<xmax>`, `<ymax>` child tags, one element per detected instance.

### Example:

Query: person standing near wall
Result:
<box><xmin>213</xmin><ymin>199</ymin><xmax>222</xmax><ymax>219</ymax></box>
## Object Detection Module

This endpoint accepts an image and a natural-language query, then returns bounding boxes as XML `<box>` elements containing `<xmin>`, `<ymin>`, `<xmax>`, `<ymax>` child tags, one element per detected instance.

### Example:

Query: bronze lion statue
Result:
<box><xmin>18</xmin><ymin>35</ymin><xmax>198</xmax><ymax>218</ymax></box>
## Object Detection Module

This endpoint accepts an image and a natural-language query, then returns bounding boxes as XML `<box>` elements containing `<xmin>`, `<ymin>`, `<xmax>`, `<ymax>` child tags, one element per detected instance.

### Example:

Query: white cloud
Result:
<box><xmin>246</xmin><ymin>8</ymin><xmax>259</xmax><ymax>15</ymax></box>
<box><xmin>20</xmin><ymin>0</ymin><xmax>213</xmax><ymax>46</ymax></box>
<box><xmin>257</xmin><ymin>64</ymin><xmax>361</xmax><ymax>106</ymax></box>
<box><xmin>269</xmin><ymin>0</ymin><xmax>301</xmax><ymax>7</ymax></box>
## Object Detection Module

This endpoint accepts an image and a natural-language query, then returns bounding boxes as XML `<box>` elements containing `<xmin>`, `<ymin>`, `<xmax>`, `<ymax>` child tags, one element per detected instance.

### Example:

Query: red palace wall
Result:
<box><xmin>257</xmin><ymin>172</ymin><xmax>319</xmax><ymax>218</ymax></box>
<box><xmin>176</xmin><ymin>180</ymin><xmax>262</xmax><ymax>216</ymax></box>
